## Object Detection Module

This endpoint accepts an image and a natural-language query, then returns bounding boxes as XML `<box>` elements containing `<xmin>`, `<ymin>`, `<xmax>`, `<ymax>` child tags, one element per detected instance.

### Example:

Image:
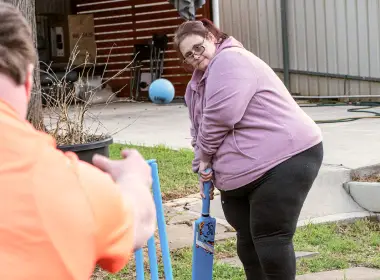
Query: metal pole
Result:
<box><xmin>212</xmin><ymin>0</ymin><xmax>220</xmax><ymax>28</ymax></box>
<box><xmin>281</xmin><ymin>0</ymin><xmax>290</xmax><ymax>89</ymax></box>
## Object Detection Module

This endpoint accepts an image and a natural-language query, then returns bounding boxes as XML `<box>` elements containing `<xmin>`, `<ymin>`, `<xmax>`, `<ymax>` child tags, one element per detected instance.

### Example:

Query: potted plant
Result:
<box><xmin>40</xmin><ymin>41</ymin><xmax>133</xmax><ymax>165</ymax></box>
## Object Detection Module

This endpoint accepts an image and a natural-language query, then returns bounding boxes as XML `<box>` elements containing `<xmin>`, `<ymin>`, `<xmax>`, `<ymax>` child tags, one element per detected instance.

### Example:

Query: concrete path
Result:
<box><xmin>164</xmin><ymin>202</ymin><xmax>236</xmax><ymax>250</ymax></box>
<box><xmin>84</xmin><ymin>102</ymin><xmax>380</xmax><ymax>225</ymax></box>
<box><xmin>87</xmin><ymin>102</ymin><xmax>380</xmax><ymax>169</ymax></box>
<box><xmin>83</xmin><ymin>102</ymin><xmax>192</xmax><ymax>150</ymax></box>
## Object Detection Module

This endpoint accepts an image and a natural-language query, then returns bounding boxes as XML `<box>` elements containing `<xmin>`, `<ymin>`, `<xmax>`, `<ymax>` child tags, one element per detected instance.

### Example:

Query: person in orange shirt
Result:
<box><xmin>0</xmin><ymin>2</ymin><xmax>157</xmax><ymax>279</ymax></box>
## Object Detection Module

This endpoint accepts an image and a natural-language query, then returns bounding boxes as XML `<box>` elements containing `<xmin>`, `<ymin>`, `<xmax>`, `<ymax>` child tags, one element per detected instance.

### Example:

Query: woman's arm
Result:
<box><xmin>196</xmin><ymin>50</ymin><xmax>258</xmax><ymax>163</ymax></box>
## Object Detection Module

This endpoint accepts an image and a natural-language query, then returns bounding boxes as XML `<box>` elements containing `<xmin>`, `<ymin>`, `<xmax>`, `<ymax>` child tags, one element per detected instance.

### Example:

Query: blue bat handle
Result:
<box><xmin>201</xmin><ymin>168</ymin><xmax>212</xmax><ymax>216</ymax></box>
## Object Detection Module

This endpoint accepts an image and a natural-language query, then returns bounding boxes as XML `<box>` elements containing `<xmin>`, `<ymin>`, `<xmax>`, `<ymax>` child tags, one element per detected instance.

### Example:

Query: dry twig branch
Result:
<box><xmin>41</xmin><ymin>36</ymin><xmax>141</xmax><ymax>146</ymax></box>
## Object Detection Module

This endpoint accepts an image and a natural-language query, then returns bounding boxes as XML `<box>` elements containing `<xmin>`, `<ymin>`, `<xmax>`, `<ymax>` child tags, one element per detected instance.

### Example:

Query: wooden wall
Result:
<box><xmin>72</xmin><ymin>0</ymin><xmax>211</xmax><ymax>98</ymax></box>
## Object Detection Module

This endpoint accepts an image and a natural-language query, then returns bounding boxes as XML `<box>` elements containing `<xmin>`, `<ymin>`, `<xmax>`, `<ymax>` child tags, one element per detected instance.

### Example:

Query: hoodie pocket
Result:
<box><xmin>232</xmin><ymin>128</ymin><xmax>258</xmax><ymax>160</ymax></box>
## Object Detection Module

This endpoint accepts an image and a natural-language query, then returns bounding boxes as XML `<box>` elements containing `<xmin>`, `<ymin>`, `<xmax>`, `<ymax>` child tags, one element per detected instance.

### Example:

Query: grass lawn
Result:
<box><xmin>294</xmin><ymin>218</ymin><xmax>380</xmax><ymax>275</ymax></box>
<box><xmin>109</xmin><ymin>143</ymin><xmax>198</xmax><ymax>201</ymax></box>
<box><xmin>94</xmin><ymin>218</ymin><xmax>380</xmax><ymax>279</ymax></box>
<box><xmin>93</xmin><ymin>239</ymin><xmax>245</xmax><ymax>280</ymax></box>
<box><xmin>94</xmin><ymin>219</ymin><xmax>380</xmax><ymax>279</ymax></box>
<box><xmin>169</xmin><ymin>218</ymin><xmax>380</xmax><ymax>278</ymax></box>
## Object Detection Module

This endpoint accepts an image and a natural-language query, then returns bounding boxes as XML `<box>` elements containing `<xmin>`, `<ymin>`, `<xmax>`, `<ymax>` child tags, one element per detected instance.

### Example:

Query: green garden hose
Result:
<box><xmin>299</xmin><ymin>102</ymin><xmax>380</xmax><ymax>124</ymax></box>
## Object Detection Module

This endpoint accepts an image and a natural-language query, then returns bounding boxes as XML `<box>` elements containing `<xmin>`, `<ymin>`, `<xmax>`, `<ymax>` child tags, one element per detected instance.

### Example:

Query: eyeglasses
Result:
<box><xmin>183</xmin><ymin>38</ymin><xmax>205</xmax><ymax>64</ymax></box>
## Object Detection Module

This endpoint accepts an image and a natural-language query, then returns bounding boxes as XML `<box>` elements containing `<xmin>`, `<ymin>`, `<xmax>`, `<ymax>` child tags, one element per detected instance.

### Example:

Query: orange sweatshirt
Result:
<box><xmin>0</xmin><ymin>99</ymin><xmax>135</xmax><ymax>279</ymax></box>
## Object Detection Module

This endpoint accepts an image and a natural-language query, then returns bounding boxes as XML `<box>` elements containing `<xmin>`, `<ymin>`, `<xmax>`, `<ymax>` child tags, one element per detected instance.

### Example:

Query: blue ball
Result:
<box><xmin>149</xmin><ymin>78</ymin><xmax>175</xmax><ymax>104</ymax></box>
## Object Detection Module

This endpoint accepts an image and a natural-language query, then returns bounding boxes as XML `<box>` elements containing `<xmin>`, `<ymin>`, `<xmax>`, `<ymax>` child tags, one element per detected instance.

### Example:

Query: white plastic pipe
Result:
<box><xmin>212</xmin><ymin>0</ymin><xmax>220</xmax><ymax>28</ymax></box>
<box><xmin>293</xmin><ymin>95</ymin><xmax>380</xmax><ymax>99</ymax></box>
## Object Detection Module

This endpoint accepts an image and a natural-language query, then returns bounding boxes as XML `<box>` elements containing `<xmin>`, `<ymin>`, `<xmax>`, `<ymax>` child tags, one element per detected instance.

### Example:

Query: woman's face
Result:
<box><xmin>179</xmin><ymin>33</ymin><xmax>217</xmax><ymax>71</ymax></box>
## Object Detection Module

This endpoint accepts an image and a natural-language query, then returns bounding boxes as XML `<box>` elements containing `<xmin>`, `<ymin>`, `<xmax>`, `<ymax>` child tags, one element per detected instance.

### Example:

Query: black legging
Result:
<box><xmin>220</xmin><ymin>142</ymin><xmax>323</xmax><ymax>280</ymax></box>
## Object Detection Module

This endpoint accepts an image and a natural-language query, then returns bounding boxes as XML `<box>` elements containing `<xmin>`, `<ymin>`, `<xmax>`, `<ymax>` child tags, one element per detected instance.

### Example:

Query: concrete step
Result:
<box><xmin>296</xmin><ymin>267</ymin><xmax>380</xmax><ymax>280</ymax></box>
<box><xmin>300</xmin><ymin>164</ymin><xmax>365</xmax><ymax>221</ymax></box>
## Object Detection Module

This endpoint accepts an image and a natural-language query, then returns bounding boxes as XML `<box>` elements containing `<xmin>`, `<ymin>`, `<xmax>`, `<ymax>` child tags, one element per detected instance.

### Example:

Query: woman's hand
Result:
<box><xmin>198</xmin><ymin>160</ymin><xmax>215</xmax><ymax>200</ymax></box>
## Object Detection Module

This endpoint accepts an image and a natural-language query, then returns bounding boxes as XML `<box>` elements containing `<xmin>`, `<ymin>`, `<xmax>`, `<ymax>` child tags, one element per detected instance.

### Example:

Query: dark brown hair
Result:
<box><xmin>173</xmin><ymin>18</ymin><xmax>229</xmax><ymax>63</ymax></box>
<box><xmin>0</xmin><ymin>2</ymin><xmax>36</xmax><ymax>85</ymax></box>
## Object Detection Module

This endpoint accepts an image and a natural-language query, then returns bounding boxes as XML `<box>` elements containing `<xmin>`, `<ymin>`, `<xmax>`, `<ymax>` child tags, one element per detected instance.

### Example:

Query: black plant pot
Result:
<box><xmin>57</xmin><ymin>136</ymin><xmax>113</xmax><ymax>165</ymax></box>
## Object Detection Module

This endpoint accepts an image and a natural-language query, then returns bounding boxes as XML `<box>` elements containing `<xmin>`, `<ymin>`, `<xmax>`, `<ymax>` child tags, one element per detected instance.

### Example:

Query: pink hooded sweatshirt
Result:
<box><xmin>185</xmin><ymin>37</ymin><xmax>322</xmax><ymax>191</ymax></box>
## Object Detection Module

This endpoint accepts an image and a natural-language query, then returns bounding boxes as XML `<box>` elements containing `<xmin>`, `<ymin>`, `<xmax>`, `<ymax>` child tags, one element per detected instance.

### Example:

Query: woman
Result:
<box><xmin>174</xmin><ymin>19</ymin><xmax>323</xmax><ymax>280</ymax></box>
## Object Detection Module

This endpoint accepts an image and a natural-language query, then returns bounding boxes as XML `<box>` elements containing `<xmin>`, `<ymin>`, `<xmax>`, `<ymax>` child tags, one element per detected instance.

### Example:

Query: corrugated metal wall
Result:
<box><xmin>219</xmin><ymin>0</ymin><xmax>283</xmax><ymax>69</ymax></box>
<box><xmin>219</xmin><ymin>0</ymin><xmax>380</xmax><ymax>98</ymax></box>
